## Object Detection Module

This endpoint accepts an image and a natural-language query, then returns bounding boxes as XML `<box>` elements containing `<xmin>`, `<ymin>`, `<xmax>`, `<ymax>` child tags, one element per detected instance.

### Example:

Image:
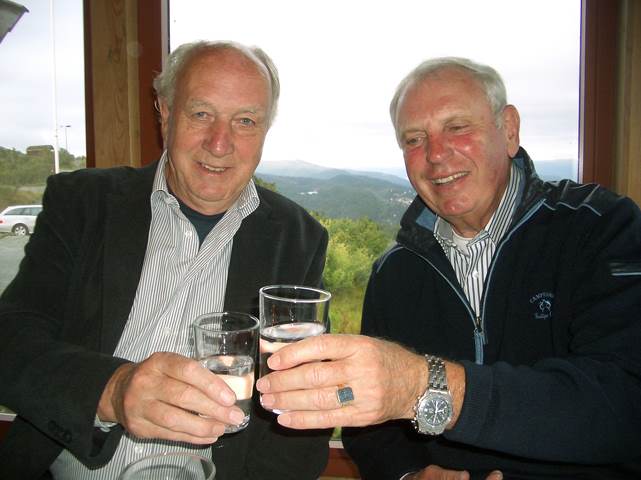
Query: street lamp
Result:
<box><xmin>60</xmin><ymin>124</ymin><xmax>71</xmax><ymax>151</ymax></box>
<box><xmin>0</xmin><ymin>0</ymin><xmax>28</xmax><ymax>44</ymax></box>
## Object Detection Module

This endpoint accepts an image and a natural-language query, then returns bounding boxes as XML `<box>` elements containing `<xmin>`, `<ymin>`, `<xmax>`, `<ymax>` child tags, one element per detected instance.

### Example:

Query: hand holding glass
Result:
<box><xmin>193</xmin><ymin>312</ymin><xmax>258</xmax><ymax>433</ymax></box>
<box><xmin>118</xmin><ymin>452</ymin><xmax>215</xmax><ymax>480</ymax></box>
<box><xmin>259</xmin><ymin>285</ymin><xmax>331</xmax><ymax>412</ymax></box>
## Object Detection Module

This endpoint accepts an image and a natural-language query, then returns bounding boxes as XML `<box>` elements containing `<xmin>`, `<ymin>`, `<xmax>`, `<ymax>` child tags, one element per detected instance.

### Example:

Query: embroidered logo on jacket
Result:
<box><xmin>529</xmin><ymin>292</ymin><xmax>554</xmax><ymax>320</ymax></box>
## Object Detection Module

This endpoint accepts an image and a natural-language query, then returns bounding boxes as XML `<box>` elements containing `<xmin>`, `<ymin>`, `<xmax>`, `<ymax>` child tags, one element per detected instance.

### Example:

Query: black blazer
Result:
<box><xmin>0</xmin><ymin>161</ymin><xmax>330</xmax><ymax>479</ymax></box>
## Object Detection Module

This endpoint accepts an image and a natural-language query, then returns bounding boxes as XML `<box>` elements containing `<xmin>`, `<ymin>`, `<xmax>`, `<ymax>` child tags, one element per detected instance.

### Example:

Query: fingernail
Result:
<box><xmin>256</xmin><ymin>378</ymin><xmax>268</xmax><ymax>392</ymax></box>
<box><xmin>260</xmin><ymin>394</ymin><xmax>274</xmax><ymax>407</ymax></box>
<box><xmin>230</xmin><ymin>409</ymin><xmax>245</xmax><ymax>425</ymax></box>
<box><xmin>277</xmin><ymin>413</ymin><xmax>291</xmax><ymax>426</ymax></box>
<box><xmin>268</xmin><ymin>354</ymin><xmax>281</xmax><ymax>369</ymax></box>
<box><xmin>220</xmin><ymin>389</ymin><xmax>235</xmax><ymax>406</ymax></box>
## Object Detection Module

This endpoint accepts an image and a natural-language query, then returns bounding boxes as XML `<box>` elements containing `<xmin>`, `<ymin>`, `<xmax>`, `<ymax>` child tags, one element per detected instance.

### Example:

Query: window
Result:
<box><xmin>0</xmin><ymin>0</ymin><xmax>86</xmax><ymax>293</ymax></box>
<box><xmin>0</xmin><ymin>0</ymin><xmax>86</xmax><ymax>416</ymax></box>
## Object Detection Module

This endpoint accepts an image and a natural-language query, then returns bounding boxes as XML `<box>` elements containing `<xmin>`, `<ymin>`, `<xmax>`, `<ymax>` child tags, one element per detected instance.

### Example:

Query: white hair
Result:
<box><xmin>389</xmin><ymin>57</ymin><xmax>508</xmax><ymax>136</ymax></box>
<box><xmin>153</xmin><ymin>40</ymin><xmax>280</xmax><ymax>127</ymax></box>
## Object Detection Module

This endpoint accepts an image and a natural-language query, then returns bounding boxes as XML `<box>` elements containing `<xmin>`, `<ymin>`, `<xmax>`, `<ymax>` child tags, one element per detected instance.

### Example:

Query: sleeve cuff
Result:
<box><xmin>94</xmin><ymin>414</ymin><xmax>117</xmax><ymax>432</ymax></box>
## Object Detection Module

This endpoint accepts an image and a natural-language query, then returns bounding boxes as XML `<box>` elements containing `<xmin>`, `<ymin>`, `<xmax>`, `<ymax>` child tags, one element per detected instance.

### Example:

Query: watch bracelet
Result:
<box><xmin>412</xmin><ymin>354</ymin><xmax>446</xmax><ymax>426</ymax></box>
<box><xmin>425</xmin><ymin>354</ymin><xmax>448</xmax><ymax>392</ymax></box>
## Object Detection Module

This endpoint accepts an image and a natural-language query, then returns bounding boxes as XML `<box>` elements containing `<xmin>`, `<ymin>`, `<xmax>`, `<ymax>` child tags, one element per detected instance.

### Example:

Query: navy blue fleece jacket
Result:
<box><xmin>343</xmin><ymin>148</ymin><xmax>641</xmax><ymax>480</ymax></box>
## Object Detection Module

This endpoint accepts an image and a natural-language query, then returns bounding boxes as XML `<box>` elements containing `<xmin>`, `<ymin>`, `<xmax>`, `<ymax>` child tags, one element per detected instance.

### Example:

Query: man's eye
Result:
<box><xmin>238</xmin><ymin>118</ymin><xmax>256</xmax><ymax>126</ymax></box>
<box><xmin>193</xmin><ymin>111</ymin><xmax>209</xmax><ymax>119</ymax></box>
<box><xmin>405</xmin><ymin>136</ymin><xmax>422</xmax><ymax>146</ymax></box>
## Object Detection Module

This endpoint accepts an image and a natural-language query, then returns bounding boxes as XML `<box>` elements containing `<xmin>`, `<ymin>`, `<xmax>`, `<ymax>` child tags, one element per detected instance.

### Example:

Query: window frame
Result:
<box><xmin>0</xmin><ymin>1</ymin><xmax>625</xmax><ymax>473</ymax></box>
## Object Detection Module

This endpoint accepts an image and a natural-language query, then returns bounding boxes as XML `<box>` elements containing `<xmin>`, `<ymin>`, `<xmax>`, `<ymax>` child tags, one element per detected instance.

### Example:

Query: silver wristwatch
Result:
<box><xmin>412</xmin><ymin>355</ymin><xmax>453</xmax><ymax>435</ymax></box>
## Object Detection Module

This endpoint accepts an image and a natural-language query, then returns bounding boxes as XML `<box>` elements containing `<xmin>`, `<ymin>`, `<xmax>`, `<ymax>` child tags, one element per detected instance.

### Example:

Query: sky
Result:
<box><xmin>170</xmin><ymin>0</ymin><xmax>581</xmax><ymax>176</ymax></box>
<box><xmin>0</xmin><ymin>0</ymin><xmax>581</xmax><ymax>177</ymax></box>
<box><xmin>0</xmin><ymin>0</ymin><xmax>85</xmax><ymax>157</ymax></box>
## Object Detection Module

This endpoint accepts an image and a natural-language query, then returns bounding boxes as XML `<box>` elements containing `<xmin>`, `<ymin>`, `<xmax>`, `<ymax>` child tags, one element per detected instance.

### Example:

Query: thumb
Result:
<box><xmin>486</xmin><ymin>471</ymin><xmax>503</xmax><ymax>480</ymax></box>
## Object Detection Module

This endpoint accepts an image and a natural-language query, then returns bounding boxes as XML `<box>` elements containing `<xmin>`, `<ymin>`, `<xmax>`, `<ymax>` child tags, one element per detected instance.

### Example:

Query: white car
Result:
<box><xmin>0</xmin><ymin>205</ymin><xmax>43</xmax><ymax>236</ymax></box>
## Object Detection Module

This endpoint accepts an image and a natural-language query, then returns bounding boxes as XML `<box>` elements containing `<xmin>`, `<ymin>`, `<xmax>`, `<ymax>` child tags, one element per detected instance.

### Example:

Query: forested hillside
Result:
<box><xmin>0</xmin><ymin>146</ymin><xmax>85</xmax><ymax>209</ymax></box>
<box><xmin>258</xmin><ymin>173</ymin><xmax>414</xmax><ymax>226</ymax></box>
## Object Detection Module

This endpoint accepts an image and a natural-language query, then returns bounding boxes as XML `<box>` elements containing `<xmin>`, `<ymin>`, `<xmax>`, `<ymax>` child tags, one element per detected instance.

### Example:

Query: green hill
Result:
<box><xmin>257</xmin><ymin>173</ymin><xmax>414</xmax><ymax>226</ymax></box>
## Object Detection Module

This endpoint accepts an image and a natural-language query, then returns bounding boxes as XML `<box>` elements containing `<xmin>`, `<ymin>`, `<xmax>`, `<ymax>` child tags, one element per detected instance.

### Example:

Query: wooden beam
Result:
<box><xmin>84</xmin><ymin>0</ymin><xmax>164</xmax><ymax>169</ymax></box>
<box><xmin>84</xmin><ymin>0</ymin><xmax>140</xmax><ymax>168</ymax></box>
<box><xmin>579</xmin><ymin>0</ymin><xmax>620</xmax><ymax>187</ymax></box>
<box><xmin>614</xmin><ymin>0</ymin><xmax>641</xmax><ymax>205</ymax></box>
<box><xmin>137</xmin><ymin>0</ymin><xmax>164</xmax><ymax>165</ymax></box>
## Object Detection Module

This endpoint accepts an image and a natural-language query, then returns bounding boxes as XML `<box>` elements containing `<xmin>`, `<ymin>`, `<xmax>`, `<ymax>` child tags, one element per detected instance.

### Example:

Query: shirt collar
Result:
<box><xmin>151</xmin><ymin>151</ymin><xmax>260</xmax><ymax>220</ymax></box>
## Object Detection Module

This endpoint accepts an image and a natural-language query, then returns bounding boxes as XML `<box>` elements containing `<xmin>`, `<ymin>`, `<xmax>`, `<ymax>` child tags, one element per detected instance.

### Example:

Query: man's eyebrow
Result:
<box><xmin>185</xmin><ymin>99</ymin><xmax>266</xmax><ymax>115</ymax></box>
<box><xmin>186</xmin><ymin>99</ymin><xmax>213</xmax><ymax>109</ymax></box>
<box><xmin>400</xmin><ymin>128</ymin><xmax>422</xmax><ymax>137</ymax></box>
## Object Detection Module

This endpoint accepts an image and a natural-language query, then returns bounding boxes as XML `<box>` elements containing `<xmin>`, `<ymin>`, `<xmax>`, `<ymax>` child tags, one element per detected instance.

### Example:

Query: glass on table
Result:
<box><xmin>118</xmin><ymin>452</ymin><xmax>215</xmax><ymax>480</ymax></box>
<box><xmin>193</xmin><ymin>312</ymin><xmax>259</xmax><ymax>434</ymax></box>
<box><xmin>259</xmin><ymin>285</ymin><xmax>331</xmax><ymax>412</ymax></box>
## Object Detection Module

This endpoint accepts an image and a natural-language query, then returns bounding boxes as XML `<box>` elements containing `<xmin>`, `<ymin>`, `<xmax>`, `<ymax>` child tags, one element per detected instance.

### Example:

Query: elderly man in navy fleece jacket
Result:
<box><xmin>256</xmin><ymin>57</ymin><xmax>641</xmax><ymax>480</ymax></box>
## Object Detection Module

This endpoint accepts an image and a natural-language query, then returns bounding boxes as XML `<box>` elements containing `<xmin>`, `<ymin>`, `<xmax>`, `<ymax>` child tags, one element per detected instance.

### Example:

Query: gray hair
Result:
<box><xmin>389</xmin><ymin>57</ymin><xmax>508</xmax><ymax>135</ymax></box>
<box><xmin>153</xmin><ymin>40</ymin><xmax>280</xmax><ymax>127</ymax></box>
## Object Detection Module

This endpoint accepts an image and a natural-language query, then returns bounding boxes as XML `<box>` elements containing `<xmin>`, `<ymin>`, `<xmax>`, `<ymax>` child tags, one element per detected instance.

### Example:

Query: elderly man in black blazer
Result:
<box><xmin>0</xmin><ymin>40</ymin><xmax>329</xmax><ymax>480</ymax></box>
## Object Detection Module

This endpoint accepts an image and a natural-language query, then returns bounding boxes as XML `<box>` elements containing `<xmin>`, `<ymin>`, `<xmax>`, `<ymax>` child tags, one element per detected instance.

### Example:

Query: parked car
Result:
<box><xmin>0</xmin><ymin>205</ymin><xmax>43</xmax><ymax>236</ymax></box>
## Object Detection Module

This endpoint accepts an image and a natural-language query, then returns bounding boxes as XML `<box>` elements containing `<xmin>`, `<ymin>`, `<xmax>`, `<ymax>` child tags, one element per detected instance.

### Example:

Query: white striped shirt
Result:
<box><xmin>51</xmin><ymin>152</ymin><xmax>259</xmax><ymax>479</ymax></box>
<box><xmin>434</xmin><ymin>163</ymin><xmax>522</xmax><ymax>316</ymax></box>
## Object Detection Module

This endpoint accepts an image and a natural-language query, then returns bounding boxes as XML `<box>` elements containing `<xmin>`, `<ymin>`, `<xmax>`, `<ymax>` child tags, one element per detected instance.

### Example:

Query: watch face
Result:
<box><xmin>424</xmin><ymin>396</ymin><xmax>451</xmax><ymax>426</ymax></box>
<box><xmin>417</xmin><ymin>391</ymin><xmax>452</xmax><ymax>434</ymax></box>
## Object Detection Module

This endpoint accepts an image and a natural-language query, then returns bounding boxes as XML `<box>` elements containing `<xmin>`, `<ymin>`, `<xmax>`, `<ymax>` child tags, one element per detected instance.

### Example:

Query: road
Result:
<box><xmin>0</xmin><ymin>234</ymin><xmax>28</xmax><ymax>292</ymax></box>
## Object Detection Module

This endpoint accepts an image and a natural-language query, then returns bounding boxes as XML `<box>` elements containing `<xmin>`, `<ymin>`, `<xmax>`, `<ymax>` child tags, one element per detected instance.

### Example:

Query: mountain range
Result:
<box><xmin>256</xmin><ymin>160</ymin><xmax>411</xmax><ymax>186</ymax></box>
<box><xmin>255</xmin><ymin>159</ymin><xmax>576</xmax><ymax>226</ymax></box>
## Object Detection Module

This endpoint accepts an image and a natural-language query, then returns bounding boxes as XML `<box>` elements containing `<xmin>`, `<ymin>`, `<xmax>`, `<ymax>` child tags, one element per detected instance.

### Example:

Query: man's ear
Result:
<box><xmin>158</xmin><ymin>98</ymin><xmax>171</xmax><ymax>147</ymax></box>
<box><xmin>502</xmin><ymin>105</ymin><xmax>521</xmax><ymax>158</ymax></box>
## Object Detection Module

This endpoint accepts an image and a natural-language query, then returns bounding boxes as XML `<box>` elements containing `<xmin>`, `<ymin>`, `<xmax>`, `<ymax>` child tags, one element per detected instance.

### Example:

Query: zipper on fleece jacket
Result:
<box><xmin>400</xmin><ymin>246</ymin><xmax>483</xmax><ymax>364</ymax></box>
<box><xmin>474</xmin><ymin>316</ymin><xmax>484</xmax><ymax>365</ymax></box>
<box><xmin>477</xmin><ymin>198</ymin><xmax>546</xmax><ymax>360</ymax></box>
<box><xmin>400</xmin><ymin>199</ymin><xmax>546</xmax><ymax>366</ymax></box>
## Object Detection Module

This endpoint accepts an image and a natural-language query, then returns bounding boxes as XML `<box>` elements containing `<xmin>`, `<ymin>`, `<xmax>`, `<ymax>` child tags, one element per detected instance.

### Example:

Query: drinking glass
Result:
<box><xmin>259</xmin><ymin>285</ymin><xmax>331</xmax><ymax>412</ymax></box>
<box><xmin>118</xmin><ymin>452</ymin><xmax>215</xmax><ymax>480</ymax></box>
<box><xmin>193</xmin><ymin>312</ymin><xmax>259</xmax><ymax>433</ymax></box>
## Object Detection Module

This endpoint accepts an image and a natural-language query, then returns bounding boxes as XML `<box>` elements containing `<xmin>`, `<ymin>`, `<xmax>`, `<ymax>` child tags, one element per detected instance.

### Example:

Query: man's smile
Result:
<box><xmin>199</xmin><ymin>162</ymin><xmax>228</xmax><ymax>173</ymax></box>
<box><xmin>431</xmin><ymin>171</ymin><xmax>468</xmax><ymax>185</ymax></box>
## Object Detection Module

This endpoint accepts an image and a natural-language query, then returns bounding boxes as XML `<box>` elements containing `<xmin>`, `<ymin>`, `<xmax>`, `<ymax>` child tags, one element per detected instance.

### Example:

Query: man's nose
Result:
<box><xmin>203</xmin><ymin>120</ymin><xmax>233</xmax><ymax>157</ymax></box>
<box><xmin>426</xmin><ymin>135</ymin><xmax>451</xmax><ymax>164</ymax></box>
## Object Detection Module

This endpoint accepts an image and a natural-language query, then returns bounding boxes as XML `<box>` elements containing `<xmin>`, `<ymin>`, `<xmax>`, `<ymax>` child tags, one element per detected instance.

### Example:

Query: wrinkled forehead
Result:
<box><xmin>397</xmin><ymin>68</ymin><xmax>489</xmax><ymax>118</ymax></box>
<box><xmin>408</xmin><ymin>67</ymin><xmax>485</xmax><ymax>101</ymax></box>
<box><xmin>179</xmin><ymin>47</ymin><xmax>271</xmax><ymax>95</ymax></box>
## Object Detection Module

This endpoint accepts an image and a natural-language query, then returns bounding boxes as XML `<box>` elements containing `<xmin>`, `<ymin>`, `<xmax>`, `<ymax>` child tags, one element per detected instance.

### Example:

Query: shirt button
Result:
<box><xmin>163</xmin><ymin>327</ymin><xmax>172</xmax><ymax>336</ymax></box>
<box><xmin>134</xmin><ymin>445</ymin><xmax>144</xmax><ymax>454</ymax></box>
<box><xmin>185</xmin><ymin>230</ymin><xmax>193</xmax><ymax>237</ymax></box>
<box><xmin>472</xmin><ymin>270</ymin><xmax>479</xmax><ymax>278</ymax></box>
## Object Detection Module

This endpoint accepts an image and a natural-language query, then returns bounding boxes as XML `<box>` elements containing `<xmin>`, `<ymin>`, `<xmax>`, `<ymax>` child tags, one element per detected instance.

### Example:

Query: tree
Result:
<box><xmin>253</xmin><ymin>175</ymin><xmax>277</xmax><ymax>192</ymax></box>
<box><xmin>312</xmin><ymin>213</ymin><xmax>394</xmax><ymax>334</ymax></box>
<box><xmin>0</xmin><ymin>145</ymin><xmax>85</xmax><ymax>207</ymax></box>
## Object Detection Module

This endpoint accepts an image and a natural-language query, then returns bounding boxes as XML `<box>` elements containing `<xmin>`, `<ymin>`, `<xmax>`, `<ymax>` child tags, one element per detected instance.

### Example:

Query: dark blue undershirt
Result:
<box><xmin>174</xmin><ymin>196</ymin><xmax>225</xmax><ymax>246</ymax></box>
